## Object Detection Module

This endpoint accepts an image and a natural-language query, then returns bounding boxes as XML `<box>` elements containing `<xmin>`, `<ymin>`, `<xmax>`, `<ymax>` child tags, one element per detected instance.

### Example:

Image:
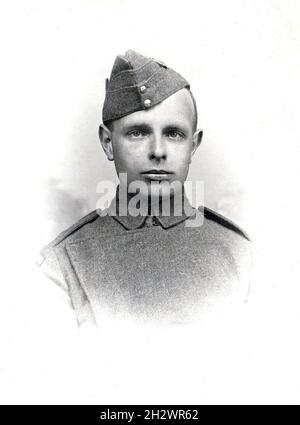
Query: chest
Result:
<box><xmin>63</xmin><ymin>226</ymin><xmax>241</xmax><ymax>323</ymax></box>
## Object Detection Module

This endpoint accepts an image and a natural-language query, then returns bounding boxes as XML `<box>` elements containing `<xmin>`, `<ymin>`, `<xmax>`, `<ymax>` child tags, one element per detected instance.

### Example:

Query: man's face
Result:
<box><xmin>101</xmin><ymin>88</ymin><xmax>202</xmax><ymax>199</ymax></box>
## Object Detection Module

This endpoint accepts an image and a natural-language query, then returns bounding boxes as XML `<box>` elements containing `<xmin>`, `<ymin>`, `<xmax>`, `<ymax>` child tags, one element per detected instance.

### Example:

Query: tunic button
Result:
<box><xmin>152</xmin><ymin>216</ymin><xmax>159</xmax><ymax>226</ymax></box>
<box><xmin>144</xmin><ymin>99</ymin><xmax>151</xmax><ymax>108</ymax></box>
<box><xmin>140</xmin><ymin>85</ymin><xmax>147</xmax><ymax>93</ymax></box>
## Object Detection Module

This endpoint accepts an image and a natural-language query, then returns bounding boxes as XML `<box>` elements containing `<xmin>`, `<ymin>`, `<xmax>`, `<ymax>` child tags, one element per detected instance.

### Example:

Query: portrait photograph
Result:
<box><xmin>1</xmin><ymin>0</ymin><xmax>300</xmax><ymax>406</ymax></box>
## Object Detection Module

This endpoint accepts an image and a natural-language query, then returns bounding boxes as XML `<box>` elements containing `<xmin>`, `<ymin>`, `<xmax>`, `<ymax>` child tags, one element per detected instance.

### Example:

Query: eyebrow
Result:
<box><xmin>123</xmin><ymin>122</ymin><xmax>189</xmax><ymax>133</ymax></box>
<box><xmin>163</xmin><ymin>124</ymin><xmax>189</xmax><ymax>134</ymax></box>
<box><xmin>123</xmin><ymin>123</ymin><xmax>152</xmax><ymax>132</ymax></box>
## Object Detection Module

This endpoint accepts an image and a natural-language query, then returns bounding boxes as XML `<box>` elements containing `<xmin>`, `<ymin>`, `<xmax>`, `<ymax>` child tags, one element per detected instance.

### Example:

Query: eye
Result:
<box><xmin>166</xmin><ymin>129</ymin><xmax>185</xmax><ymax>140</ymax></box>
<box><xmin>127</xmin><ymin>129</ymin><xmax>147</xmax><ymax>138</ymax></box>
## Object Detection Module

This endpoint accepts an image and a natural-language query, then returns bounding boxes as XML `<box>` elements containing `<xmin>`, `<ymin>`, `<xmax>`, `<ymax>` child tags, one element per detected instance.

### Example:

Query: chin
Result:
<box><xmin>147</xmin><ymin>181</ymin><xmax>183</xmax><ymax>200</ymax></box>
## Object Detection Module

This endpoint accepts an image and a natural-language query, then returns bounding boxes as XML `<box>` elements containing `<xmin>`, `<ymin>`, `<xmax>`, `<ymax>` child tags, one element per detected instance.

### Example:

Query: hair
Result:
<box><xmin>103</xmin><ymin>119</ymin><xmax>114</xmax><ymax>133</ymax></box>
<box><xmin>103</xmin><ymin>88</ymin><xmax>198</xmax><ymax>133</ymax></box>
<box><xmin>188</xmin><ymin>89</ymin><xmax>198</xmax><ymax>132</ymax></box>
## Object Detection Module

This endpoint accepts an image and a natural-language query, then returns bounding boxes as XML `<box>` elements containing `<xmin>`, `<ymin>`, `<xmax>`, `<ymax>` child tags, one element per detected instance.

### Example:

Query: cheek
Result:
<box><xmin>170</xmin><ymin>146</ymin><xmax>192</xmax><ymax>182</ymax></box>
<box><xmin>113</xmin><ymin>143</ymin><xmax>140</xmax><ymax>176</ymax></box>
<box><xmin>115</xmin><ymin>140</ymin><xmax>144</xmax><ymax>162</ymax></box>
<box><xmin>172</xmin><ymin>144</ymin><xmax>192</xmax><ymax>167</ymax></box>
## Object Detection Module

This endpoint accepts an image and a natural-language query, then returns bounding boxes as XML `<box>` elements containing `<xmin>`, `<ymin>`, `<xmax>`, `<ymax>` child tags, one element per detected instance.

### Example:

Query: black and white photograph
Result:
<box><xmin>1</xmin><ymin>0</ymin><xmax>300</xmax><ymax>405</ymax></box>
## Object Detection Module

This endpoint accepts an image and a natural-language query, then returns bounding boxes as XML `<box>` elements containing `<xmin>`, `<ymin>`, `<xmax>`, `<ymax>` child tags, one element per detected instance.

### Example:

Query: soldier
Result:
<box><xmin>38</xmin><ymin>50</ymin><xmax>251</xmax><ymax>328</ymax></box>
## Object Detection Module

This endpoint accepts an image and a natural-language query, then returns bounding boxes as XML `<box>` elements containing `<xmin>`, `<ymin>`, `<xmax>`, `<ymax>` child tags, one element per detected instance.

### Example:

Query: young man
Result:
<box><xmin>38</xmin><ymin>50</ymin><xmax>251</xmax><ymax>327</ymax></box>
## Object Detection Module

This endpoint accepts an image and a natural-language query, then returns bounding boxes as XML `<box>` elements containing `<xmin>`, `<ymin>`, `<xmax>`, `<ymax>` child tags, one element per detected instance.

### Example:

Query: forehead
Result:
<box><xmin>114</xmin><ymin>88</ymin><xmax>195</xmax><ymax>128</ymax></box>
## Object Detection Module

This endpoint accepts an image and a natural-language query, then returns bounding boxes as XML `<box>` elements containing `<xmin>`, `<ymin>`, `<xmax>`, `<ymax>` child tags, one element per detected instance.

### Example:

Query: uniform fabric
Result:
<box><xmin>39</xmin><ymin>192</ymin><xmax>251</xmax><ymax>328</ymax></box>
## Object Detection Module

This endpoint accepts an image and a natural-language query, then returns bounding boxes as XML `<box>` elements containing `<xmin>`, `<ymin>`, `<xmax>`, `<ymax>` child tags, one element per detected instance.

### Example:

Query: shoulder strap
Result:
<box><xmin>199</xmin><ymin>206</ymin><xmax>251</xmax><ymax>241</ymax></box>
<box><xmin>43</xmin><ymin>209</ymin><xmax>100</xmax><ymax>251</ymax></box>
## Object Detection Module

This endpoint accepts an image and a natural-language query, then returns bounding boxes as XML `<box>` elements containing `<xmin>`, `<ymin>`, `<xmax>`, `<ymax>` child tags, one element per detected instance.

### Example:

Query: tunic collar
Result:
<box><xmin>107</xmin><ymin>186</ymin><xmax>197</xmax><ymax>230</ymax></box>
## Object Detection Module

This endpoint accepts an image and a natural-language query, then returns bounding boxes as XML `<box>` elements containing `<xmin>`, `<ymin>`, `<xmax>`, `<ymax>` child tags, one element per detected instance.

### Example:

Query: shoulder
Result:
<box><xmin>37</xmin><ymin>209</ymin><xmax>102</xmax><ymax>290</ymax></box>
<box><xmin>197</xmin><ymin>207</ymin><xmax>252</xmax><ymax>287</ymax></box>
<box><xmin>198</xmin><ymin>206</ymin><xmax>251</xmax><ymax>242</ymax></box>
<box><xmin>44</xmin><ymin>209</ymin><xmax>101</xmax><ymax>251</ymax></box>
<box><xmin>39</xmin><ymin>209</ymin><xmax>103</xmax><ymax>264</ymax></box>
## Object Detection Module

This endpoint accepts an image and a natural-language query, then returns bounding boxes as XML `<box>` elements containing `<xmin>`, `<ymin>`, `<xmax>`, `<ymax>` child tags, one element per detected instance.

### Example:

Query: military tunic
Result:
<box><xmin>38</xmin><ymin>195</ymin><xmax>251</xmax><ymax>328</ymax></box>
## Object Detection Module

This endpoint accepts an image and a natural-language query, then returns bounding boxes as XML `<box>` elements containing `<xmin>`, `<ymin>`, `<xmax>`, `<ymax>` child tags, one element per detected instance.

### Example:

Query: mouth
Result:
<box><xmin>141</xmin><ymin>170</ymin><xmax>173</xmax><ymax>181</ymax></box>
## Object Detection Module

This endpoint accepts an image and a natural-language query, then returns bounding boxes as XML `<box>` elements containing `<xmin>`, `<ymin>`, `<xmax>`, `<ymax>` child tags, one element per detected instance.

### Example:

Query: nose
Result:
<box><xmin>148</xmin><ymin>132</ymin><xmax>167</xmax><ymax>162</ymax></box>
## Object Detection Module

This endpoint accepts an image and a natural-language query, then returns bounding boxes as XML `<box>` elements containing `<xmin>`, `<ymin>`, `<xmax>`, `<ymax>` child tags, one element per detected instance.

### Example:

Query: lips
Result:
<box><xmin>141</xmin><ymin>170</ymin><xmax>173</xmax><ymax>175</ymax></box>
<box><xmin>141</xmin><ymin>170</ymin><xmax>173</xmax><ymax>181</ymax></box>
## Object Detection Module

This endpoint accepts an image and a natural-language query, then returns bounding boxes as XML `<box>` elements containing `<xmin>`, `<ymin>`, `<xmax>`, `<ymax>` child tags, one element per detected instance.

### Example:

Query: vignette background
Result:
<box><xmin>1</xmin><ymin>0</ymin><xmax>300</xmax><ymax>404</ymax></box>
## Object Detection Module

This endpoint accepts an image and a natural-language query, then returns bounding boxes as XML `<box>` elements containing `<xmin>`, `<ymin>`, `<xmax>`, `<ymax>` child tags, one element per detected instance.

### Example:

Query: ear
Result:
<box><xmin>190</xmin><ymin>129</ymin><xmax>203</xmax><ymax>159</ymax></box>
<box><xmin>99</xmin><ymin>124</ymin><xmax>114</xmax><ymax>161</ymax></box>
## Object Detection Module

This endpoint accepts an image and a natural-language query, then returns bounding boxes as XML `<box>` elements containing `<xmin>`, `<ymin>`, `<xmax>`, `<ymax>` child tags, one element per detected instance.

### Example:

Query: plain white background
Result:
<box><xmin>1</xmin><ymin>0</ymin><xmax>300</xmax><ymax>404</ymax></box>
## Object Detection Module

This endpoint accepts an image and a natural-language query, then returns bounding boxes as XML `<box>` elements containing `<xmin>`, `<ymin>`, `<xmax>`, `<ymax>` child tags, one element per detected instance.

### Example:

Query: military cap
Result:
<box><xmin>102</xmin><ymin>49</ymin><xmax>190</xmax><ymax>123</ymax></box>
